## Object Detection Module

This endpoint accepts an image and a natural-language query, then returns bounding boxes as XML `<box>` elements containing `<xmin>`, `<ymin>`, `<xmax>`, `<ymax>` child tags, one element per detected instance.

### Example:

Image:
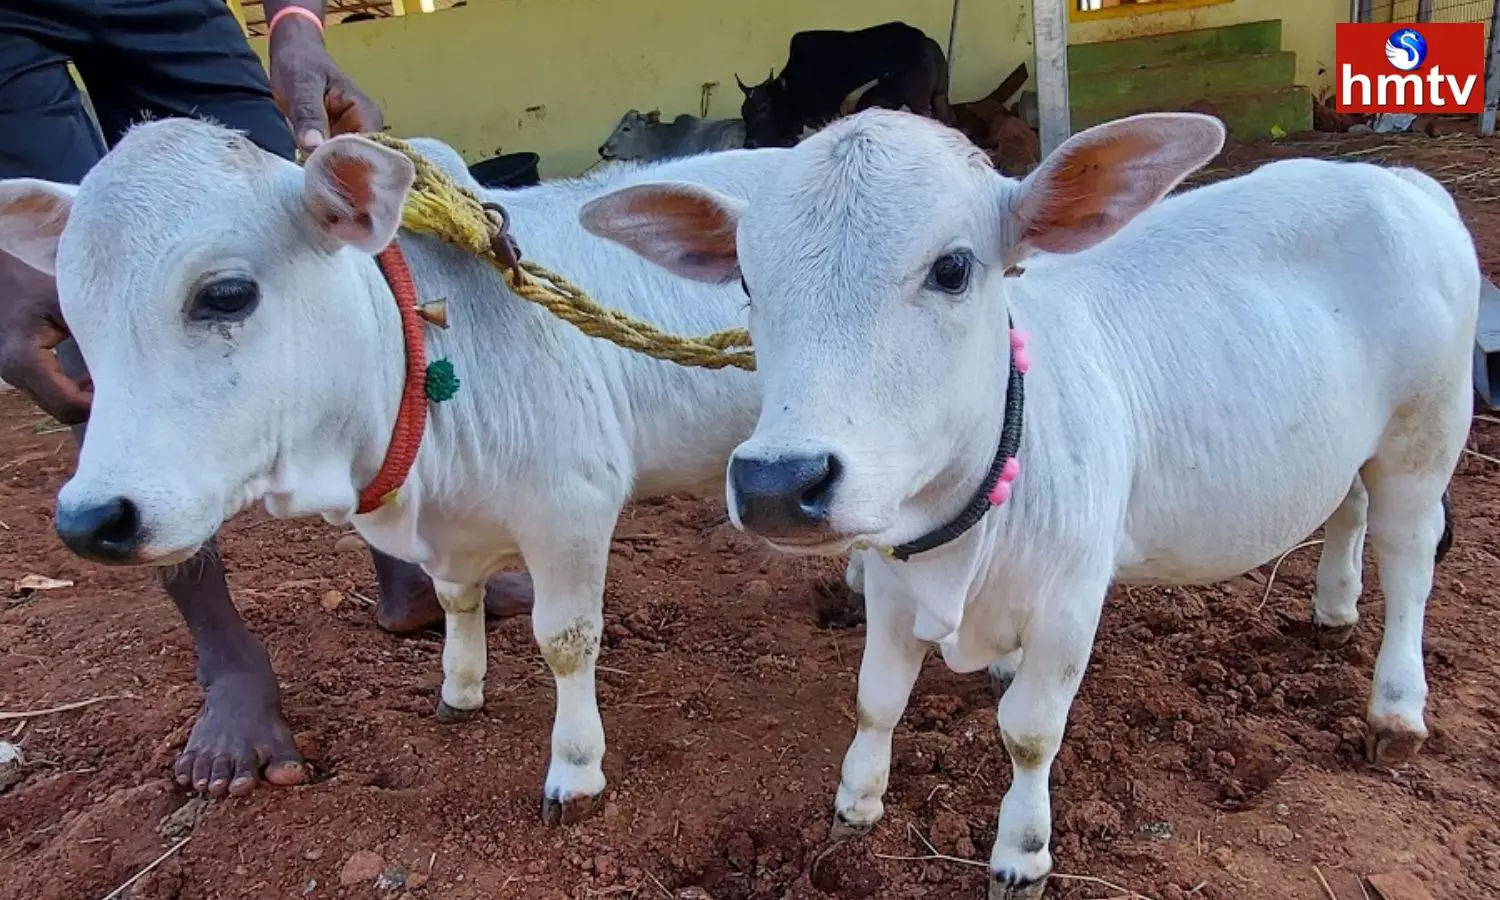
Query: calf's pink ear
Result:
<box><xmin>1007</xmin><ymin>112</ymin><xmax>1225</xmax><ymax>263</ymax></box>
<box><xmin>302</xmin><ymin>135</ymin><xmax>416</xmax><ymax>254</ymax></box>
<box><xmin>580</xmin><ymin>182</ymin><xmax>744</xmax><ymax>284</ymax></box>
<box><xmin>0</xmin><ymin>179</ymin><xmax>78</xmax><ymax>276</ymax></box>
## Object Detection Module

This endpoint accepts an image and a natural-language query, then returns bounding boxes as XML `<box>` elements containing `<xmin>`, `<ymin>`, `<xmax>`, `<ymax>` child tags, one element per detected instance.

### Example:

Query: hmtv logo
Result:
<box><xmin>1336</xmin><ymin>23</ymin><xmax>1485</xmax><ymax>113</ymax></box>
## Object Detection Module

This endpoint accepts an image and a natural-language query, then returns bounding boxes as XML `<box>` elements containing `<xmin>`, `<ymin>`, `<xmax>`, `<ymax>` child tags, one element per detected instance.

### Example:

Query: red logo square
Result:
<box><xmin>1335</xmin><ymin>23</ymin><xmax>1486</xmax><ymax>114</ymax></box>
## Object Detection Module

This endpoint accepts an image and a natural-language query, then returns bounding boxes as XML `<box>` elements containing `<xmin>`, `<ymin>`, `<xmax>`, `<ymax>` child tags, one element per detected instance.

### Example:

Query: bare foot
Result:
<box><xmin>173</xmin><ymin>671</ymin><xmax>306</xmax><ymax>797</ymax></box>
<box><xmin>156</xmin><ymin>537</ymin><xmax>304</xmax><ymax>798</ymax></box>
<box><xmin>375</xmin><ymin>571</ymin><xmax>535</xmax><ymax>634</ymax></box>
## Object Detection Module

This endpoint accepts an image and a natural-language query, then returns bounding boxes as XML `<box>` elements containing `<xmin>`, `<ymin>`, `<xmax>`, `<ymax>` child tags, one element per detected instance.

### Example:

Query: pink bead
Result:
<box><xmin>988</xmin><ymin>480</ymin><xmax>1012</xmax><ymax>507</ymax></box>
<box><xmin>1001</xmin><ymin>457</ymin><xmax>1020</xmax><ymax>482</ymax></box>
<box><xmin>1015</xmin><ymin>350</ymin><xmax>1031</xmax><ymax>374</ymax></box>
<box><xmin>1010</xmin><ymin>329</ymin><xmax>1031</xmax><ymax>350</ymax></box>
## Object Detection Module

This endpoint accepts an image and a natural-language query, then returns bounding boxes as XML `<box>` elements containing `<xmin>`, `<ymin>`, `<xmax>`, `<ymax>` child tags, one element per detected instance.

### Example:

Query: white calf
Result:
<box><xmin>404</xmin><ymin>137</ymin><xmax>483</xmax><ymax>189</ymax></box>
<box><xmin>0</xmin><ymin>120</ymin><xmax>864</xmax><ymax>825</ymax></box>
<box><xmin>581</xmin><ymin>110</ymin><xmax>1478</xmax><ymax>897</ymax></box>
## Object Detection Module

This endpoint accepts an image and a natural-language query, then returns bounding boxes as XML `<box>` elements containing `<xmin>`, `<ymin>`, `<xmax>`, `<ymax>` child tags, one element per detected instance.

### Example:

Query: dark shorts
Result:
<box><xmin>0</xmin><ymin>0</ymin><xmax>295</xmax><ymax>183</ymax></box>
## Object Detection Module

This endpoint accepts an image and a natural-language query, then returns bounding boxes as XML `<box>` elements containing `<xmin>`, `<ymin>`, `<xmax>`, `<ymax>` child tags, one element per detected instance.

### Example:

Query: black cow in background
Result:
<box><xmin>738</xmin><ymin>21</ymin><xmax>955</xmax><ymax>149</ymax></box>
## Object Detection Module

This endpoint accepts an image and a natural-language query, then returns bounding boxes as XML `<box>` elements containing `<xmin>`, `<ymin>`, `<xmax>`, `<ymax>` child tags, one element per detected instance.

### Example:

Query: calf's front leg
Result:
<box><xmin>989</xmin><ymin>584</ymin><xmax>1105</xmax><ymax>900</ymax></box>
<box><xmin>832</xmin><ymin>582</ymin><xmax>927</xmax><ymax>838</ymax></box>
<box><xmin>522</xmin><ymin>519</ymin><xmax>613</xmax><ymax>826</ymax></box>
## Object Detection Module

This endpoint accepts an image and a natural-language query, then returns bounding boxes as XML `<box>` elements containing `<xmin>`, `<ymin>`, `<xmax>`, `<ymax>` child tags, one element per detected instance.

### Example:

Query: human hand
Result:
<box><xmin>267</xmin><ymin>12</ymin><xmax>384</xmax><ymax>152</ymax></box>
<box><xmin>0</xmin><ymin>257</ymin><xmax>90</xmax><ymax>425</ymax></box>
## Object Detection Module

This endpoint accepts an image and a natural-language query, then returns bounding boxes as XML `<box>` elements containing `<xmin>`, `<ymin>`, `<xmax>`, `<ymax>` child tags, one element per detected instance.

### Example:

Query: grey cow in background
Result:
<box><xmin>598</xmin><ymin>110</ymin><xmax>747</xmax><ymax>162</ymax></box>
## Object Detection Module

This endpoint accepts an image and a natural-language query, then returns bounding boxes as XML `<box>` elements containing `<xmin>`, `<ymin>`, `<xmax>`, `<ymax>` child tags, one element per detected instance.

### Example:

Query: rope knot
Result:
<box><xmin>480</xmin><ymin>202</ymin><xmax>526</xmax><ymax>285</ymax></box>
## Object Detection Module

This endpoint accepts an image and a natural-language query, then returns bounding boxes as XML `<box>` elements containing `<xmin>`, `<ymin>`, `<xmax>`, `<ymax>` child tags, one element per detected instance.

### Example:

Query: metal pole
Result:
<box><xmin>1033</xmin><ymin>0</ymin><xmax>1072</xmax><ymax>156</ymax></box>
<box><xmin>1483</xmin><ymin>0</ymin><xmax>1499</xmax><ymax>135</ymax></box>
<box><xmin>946</xmin><ymin>0</ymin><xmax>962</xmax><ymax>70</ymax></box>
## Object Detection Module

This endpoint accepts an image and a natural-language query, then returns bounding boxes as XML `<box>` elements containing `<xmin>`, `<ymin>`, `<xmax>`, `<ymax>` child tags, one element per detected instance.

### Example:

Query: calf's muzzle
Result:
<box><xmin>55</xmin><ymin>496</ymin><xmax>145</xmax><ymax>564</ymax></box>
<box><xmin>728</xmin><ymin>452</ymin><xmax>841</xmax><ymax>536</ymax></box>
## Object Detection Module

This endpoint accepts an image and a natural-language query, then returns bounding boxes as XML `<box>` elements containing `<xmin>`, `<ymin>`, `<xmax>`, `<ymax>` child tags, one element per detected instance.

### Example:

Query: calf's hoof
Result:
<box><xmin>829</xmin><ymin>809</ymin><xmax>877</xmax><ymax>841</ymax></box>
<box><xmin>1312</xmin><ymin>619</ymin><xmax>1358</xmax><ymax>651</ymax></box>
<box><xmin>541</xmin><ymin>791</ymin><xmax>604</xmax><ymax>827</ymax></box>
<box><xmin>990</xmin><ymin>873</ymin><xmax>1048</xmax><ymax>900</ymax></box>
<box><xmin>1365</xmin><ymin>720</ymin><xmax>1426</xmax><ymax>766</ymax></box>
<box><xmin>435</xmin><ymin>700</ymin><xmax>480</xmax><ymax>724</ymax></box>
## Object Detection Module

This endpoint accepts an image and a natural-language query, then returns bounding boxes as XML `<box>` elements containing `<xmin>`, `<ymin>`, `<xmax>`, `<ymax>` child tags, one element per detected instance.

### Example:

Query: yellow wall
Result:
<box><xmin>251</xmin><ymin>0</ymin><xmax>1024</xmax><ymax>178</ymax></box>
<box><xmin>249</xmin><ymin>0</ymin><xmax>1344</xmax><ymax>179</ymax></box>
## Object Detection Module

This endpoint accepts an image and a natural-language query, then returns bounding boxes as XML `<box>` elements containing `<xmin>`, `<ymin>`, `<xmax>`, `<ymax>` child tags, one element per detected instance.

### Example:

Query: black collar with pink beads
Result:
<box><xmin>882</xmin><ymin>318</ymin><xmax>1029</xmax><ymax>562</ymax></box>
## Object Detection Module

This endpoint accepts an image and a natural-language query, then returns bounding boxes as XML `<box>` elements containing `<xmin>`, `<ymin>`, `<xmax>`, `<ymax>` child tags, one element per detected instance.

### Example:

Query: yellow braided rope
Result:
<box><xmin>362</xmin><ymin>133</ymin><xmax>756</xmax><ymax>371</ymax></box>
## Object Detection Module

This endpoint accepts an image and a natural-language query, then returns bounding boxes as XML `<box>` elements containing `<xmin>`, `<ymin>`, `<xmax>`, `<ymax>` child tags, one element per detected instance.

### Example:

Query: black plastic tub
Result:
<box><xmin>468</xmin><ymin>152</ymin><xmax>541</xmax><ymax>189</ymax></box>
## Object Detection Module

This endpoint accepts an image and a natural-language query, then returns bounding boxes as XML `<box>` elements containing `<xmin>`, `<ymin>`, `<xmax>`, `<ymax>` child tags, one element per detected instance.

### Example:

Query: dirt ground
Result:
<box><xmin>3</xmin><ymin>130</ymin><xmax>1500</xmax><ymax>900</ymax></box>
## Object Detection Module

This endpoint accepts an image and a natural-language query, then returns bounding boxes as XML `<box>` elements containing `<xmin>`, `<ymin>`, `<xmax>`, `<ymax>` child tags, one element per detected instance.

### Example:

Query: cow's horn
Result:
<box><xmin>839</xmin><ymin>78</ymin><xmax>881</xmax><ymax>117</ymax></box>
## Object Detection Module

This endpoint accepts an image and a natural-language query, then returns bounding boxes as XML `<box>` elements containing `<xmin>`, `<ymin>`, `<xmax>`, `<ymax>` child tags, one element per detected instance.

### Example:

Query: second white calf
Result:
<box><xmin>581</xmin><ymin>110</ymin><xmax>1479</xmax><ymax>898</ymax></box>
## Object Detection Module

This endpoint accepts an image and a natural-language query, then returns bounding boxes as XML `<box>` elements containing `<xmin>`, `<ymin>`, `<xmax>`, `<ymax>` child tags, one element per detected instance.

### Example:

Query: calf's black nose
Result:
<box><xmin>729</xmin><ymin>453</ymin><xmax>841</xmax><ymax>534</ymax></box>
<box><xmin>56</xmin><ymin>497</ymin><xmax>143</xmax><ymax>563</ymax></box>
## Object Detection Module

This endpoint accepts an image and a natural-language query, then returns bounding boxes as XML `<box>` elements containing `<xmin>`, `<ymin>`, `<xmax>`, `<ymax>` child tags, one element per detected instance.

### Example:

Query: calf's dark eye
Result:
<box><xmin>191</xmin><ymin>277</ymin><xmax>259</xmax><ymax>321</ymax></box>
<box><xmin>928</xmin><ymin>251</ymin><xmax>973</xmax><ymax>294</ymax></box>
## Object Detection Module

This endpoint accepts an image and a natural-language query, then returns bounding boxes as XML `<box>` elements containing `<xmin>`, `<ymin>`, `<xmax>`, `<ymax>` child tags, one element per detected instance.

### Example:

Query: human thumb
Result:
<box><xmin>288</xmin><ymin>75</ymin><xmax>331</xmax><ymax>152</ymax></box>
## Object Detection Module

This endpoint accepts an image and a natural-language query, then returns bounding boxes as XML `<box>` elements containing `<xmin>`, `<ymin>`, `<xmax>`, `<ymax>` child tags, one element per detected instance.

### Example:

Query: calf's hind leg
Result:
<box><xmin>372</xmin><ymin>547</ymin><xmax>535</xmax><ymax>634</ymax></box>
<box><xmin>1360</xmin><ymin>460</ymin><xmax>1451</xmax><ymax>765</ymax></box>
<box><xmin>431</xmin><ymin>579</ymin><xmax>487</xmax><ymax>721</ymax></box>
<box><xmin>1311</xmin><ymin>476</ymin><xmax>1368</xmax><ymax>649</ymax></box>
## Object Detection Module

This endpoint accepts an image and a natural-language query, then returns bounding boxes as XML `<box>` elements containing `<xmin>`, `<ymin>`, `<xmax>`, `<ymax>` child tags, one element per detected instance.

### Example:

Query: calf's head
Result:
<box><xmin>737</xmin><ymin>71</ymin><xmax>791</xmax><ymax>149</ymax></box>
<box><xmin>599</xmin><ymin>109</ymin><xmax>661</xmax><ymax>160</ymax></box>
<box><xmin>583</xmin><ymin>110</ymin><xmax>1223</xmax><ymax>554</ymax></box>
<box><xmin>0</xmin><ymin>119</ymin><xmax>420</xmax><ymax>565</ymax></box>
